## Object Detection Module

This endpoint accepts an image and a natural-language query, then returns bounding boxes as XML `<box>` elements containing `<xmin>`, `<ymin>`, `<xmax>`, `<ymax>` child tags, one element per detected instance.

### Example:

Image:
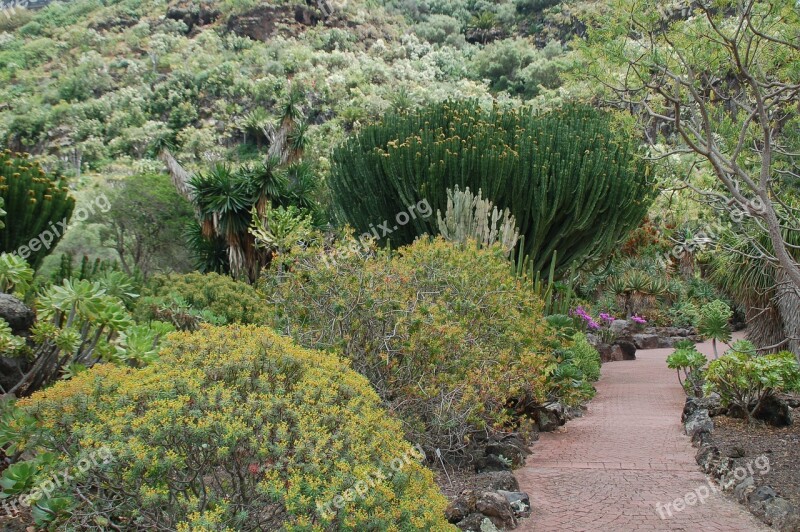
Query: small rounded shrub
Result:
<box><xmin>13</xmin><ymin>325</ymin><xmax>452</xmax><ymax>530</ymax></box>
<box><xmin>135</xmin><ymin>272</ymin><xmax>270</xmax><ymax>330</ymax></box>
<box><xmin>704</xmin><ymin>340</ymin><xmax>800</xmax><ymax>422</ymax></box>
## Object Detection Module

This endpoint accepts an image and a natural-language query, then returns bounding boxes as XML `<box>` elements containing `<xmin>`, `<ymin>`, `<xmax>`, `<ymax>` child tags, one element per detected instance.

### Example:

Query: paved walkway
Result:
<box><xmin>516</xmin><ymin>338</ymin><xmax>769</xmax><ymax>531</ymax></box>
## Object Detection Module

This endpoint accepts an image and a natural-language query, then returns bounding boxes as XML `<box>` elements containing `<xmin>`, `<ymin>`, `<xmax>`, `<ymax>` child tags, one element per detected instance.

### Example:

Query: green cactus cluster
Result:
<box><xmin>0</xmin><ymin>149</ymin><xmax>75</xmax><ymax>269</ymax></box>
<box><xmin>330</xmin><ymin>101</ymin><xmax>655</xmax><ymax>276</ymax></box>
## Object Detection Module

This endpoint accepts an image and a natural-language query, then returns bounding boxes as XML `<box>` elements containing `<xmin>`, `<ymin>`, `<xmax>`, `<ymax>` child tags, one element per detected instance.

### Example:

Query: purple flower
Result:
<box><xmin>631</xmin><ymin>315</ymin><xmax>647</xmax><ymax>324</ymax></box>
<box><xmin>587</xmin><ymin>320</ymin><xmax>601</xmax><ymax>330</ymax></box>
<box><xmin>570</xmin><ymin>306</ymin><xmax>591</xmax><ymax>320</ymax></box>
<box><xmin>599</xmin><ymin>312</ymin><xmax>615</xmax><ymax>322</ymax></box>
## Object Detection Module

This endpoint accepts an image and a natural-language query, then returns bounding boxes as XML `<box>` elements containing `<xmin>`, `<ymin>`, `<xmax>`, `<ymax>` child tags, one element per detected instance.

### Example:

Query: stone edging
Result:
<box><xmin>682</xmin><ymin>398</ymin><xmax>800</xmax><ymax>531</ymax></box>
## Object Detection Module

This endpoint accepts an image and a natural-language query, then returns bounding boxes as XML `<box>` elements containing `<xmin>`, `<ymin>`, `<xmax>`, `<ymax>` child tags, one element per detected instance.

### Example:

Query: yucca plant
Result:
<box><xmin>330</xmin><ymin>101</ymin><xmax>655</xmax><ymax>277</ymax></box>
<box><xmin>189</xmin><ymin>158</ymin><xmax>318</xmax><ymax>283</ymax></box>
<box><xmin>0</xmin><ymin>150</ymin><xmax>75</xmax><ymax>270</ymax></box>
<box><xmin>711</xmin><ymin>226</ymin><xmax>800</xmax><ymax>357</ymax></box>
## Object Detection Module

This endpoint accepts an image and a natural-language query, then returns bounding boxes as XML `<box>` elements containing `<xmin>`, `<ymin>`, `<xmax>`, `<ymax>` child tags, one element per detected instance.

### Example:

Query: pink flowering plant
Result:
<box><xmin>571</xmin><ymin>306</ymin><xmax>600</xmax><ymax>331</ymax></box>
<box><xmin>630</xmin><ymin>314</ymin><xmax>648</xmax><ymax>331</ymax></box>
<box><xmin>570</xmin><ymin>307</ymin><xmax>618</xmax><ymax>344</ymax></box>
<box><xmin>597</xmin><ymin>312</ymin><xmax>618</xmax><ymax>344</ymax></box>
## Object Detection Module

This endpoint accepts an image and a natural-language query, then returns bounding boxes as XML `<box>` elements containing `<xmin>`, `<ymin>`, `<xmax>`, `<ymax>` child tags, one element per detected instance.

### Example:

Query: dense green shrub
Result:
<box><xmin>567</xmin><ymin>332</ymin><xmax>601</xmax><ymax>382</ymax></box>
<box><xmin>472</xmin><ymin>38</ymin><xmax>567</xmax><ymax>97</ymax></box>
<box><xmin>0</xmin><ymin>150</ymin><xmax>75</xmax><ymax>269</ymax></box>
<box><xmin>546</xmin><ymin>330</ymin><xmax>601</xmax><ymax>405</ymax></box>
<box><xmin>330</xmin><ymin>101</ymin><xmax>655</xmax><ymax>276</ymax></box>
<box><xmin>7</xmin><ymin>325</ymin><xmax>452</xmax><ymax>530</ymax></box>
<box><xmin>704</xmin><ymin>340</ymin><xmax>800</xmax><ymax>422</ymax></box>
<box><xmin>135</xmin><ymin>272</ymin><xmax>270</xmax><ymax>330</ymax></box>
<box><xmin>92</xmin><ymin>173</ymin><xmax>194</xmax><ymax>278</ymax></box>
<box><xmin>264</xmin><ymin>235</ymin><xmax>592</xmax><ymax>459</ymax></box>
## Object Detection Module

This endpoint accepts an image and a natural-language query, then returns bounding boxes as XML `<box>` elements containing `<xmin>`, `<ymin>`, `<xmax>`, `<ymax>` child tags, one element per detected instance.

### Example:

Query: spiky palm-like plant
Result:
<box><xmin>0</xmin><ymin>150</ymin><xmax>75</xmax><ymax>269</ymax></box>
<box><xmin>189</xmin><ymin>158</ymin><xmax>318</xmax><ymax>283</ymax></box>
<box><xmin>162</xmin><ymin>89</ymin><xmax>316</xmax><ymax>283</ymax></box>
<box><xmin>330</xmin><ymin>101</ymin><xmax>655</xmax><ymax>277</ymax></box>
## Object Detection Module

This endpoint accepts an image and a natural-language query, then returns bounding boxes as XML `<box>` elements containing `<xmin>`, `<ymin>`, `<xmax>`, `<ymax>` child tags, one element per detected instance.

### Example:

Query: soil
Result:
<box><xmin>710</xmin><ymin>411</ymin><xmax>800</xmax><ymax>507</ymax></box>
<box><xmin>434</xmin><ymin>465</ymin><xmax>481</xmax><ymax>500</ymax></box>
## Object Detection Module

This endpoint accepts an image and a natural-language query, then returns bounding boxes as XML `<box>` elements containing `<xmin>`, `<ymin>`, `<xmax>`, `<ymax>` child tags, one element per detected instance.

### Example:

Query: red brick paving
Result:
<box><xmin>516</xmin><ymin>338</ymin><xmax>768</xmax><ymax>531</ymax></box>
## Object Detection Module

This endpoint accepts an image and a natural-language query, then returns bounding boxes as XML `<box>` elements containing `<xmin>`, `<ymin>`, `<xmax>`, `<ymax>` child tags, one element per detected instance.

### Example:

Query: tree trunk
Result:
<box><xmin>159</xmin><ymin>148</ymin><xmax>195</xmax><ymax>204</ymax></box>
<box><xmin>774</xmin><ymin>271</ymin><xmax>800</xmax><ymax>359</ymax></box>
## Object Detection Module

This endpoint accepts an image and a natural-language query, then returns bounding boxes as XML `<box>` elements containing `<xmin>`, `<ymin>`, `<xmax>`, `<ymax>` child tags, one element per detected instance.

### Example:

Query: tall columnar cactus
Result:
<box><xmin>330</xmin><ymin>101</ymin><xmax>655</xmax><ymax>276</ymax></box>
<box><xmin>437</xmin><ymin>185</ymin><xmax>519</xmax><ymax>255</ymax></box>
<box><xmin>0</xmin><ymin>149</ymin><xmax>75</xmax><ymax>269</ymax></box>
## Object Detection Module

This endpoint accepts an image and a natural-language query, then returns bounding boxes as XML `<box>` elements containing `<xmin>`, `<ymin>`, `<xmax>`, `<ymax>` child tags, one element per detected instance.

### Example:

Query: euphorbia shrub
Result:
<box><xmin>7</xmin><ymin>325</ymin><xmax>451</xmax><ymax>530</ymax></box>
<box><xmin>330</xmin><ymin>101</ymin><xmax>655</xmax><ymax>276</ymax></box>
<box><xmin>264</xmin><ymin>235</ymin><xmax>590</xmax><ymax>459</ymax></box>
<box><xmin>134</xmin><ymin>272</ymin><xmax>270</xmax><ymax>330</ymax></box>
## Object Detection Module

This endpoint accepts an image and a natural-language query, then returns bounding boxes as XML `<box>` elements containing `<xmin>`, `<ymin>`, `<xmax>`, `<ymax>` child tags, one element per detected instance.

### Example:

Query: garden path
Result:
<box><xmin>516</xmin><ymin>337</ymin><xmax>770</xmax><ymax>531</ymax></box>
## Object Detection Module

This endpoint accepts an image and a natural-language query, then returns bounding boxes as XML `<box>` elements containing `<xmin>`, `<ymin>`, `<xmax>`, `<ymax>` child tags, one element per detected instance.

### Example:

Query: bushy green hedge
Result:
<box><xmin>9</xmin><ymin>325</ymin><xmax>452</xmax><ymax>530</ymax></box>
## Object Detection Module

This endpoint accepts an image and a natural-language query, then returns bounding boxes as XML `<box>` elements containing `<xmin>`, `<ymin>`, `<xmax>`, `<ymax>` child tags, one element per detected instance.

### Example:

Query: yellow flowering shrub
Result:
<box><xmin>13</xmin><ymin>325</ymin><xmax>453</xmax><ymax>531</ymax></box>
<box><xmin>264</xmin><ymin>236</ymin><xmax>557</xmax><ymax>460</ymax></box>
